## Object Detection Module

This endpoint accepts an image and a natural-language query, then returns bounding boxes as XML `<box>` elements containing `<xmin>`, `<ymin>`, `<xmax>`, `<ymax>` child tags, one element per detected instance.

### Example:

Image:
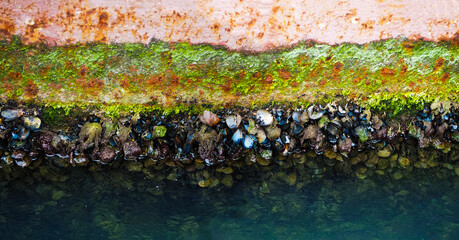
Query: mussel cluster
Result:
<box><xmin>0</xmin><ymin>101</ymin><xmax>458</xmax><ymax>185</ymax></box>
<box><xmin>0</xmin><ymin>106</ymin><xmax>42</xmax><ymax>168</ymax></box>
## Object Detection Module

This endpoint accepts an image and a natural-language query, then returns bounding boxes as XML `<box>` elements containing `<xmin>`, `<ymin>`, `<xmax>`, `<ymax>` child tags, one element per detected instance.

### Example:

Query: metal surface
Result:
<box><xmin>1</xmin><ymin>0</ymin><xmax>458</xmax><ymax>50</ymax></box>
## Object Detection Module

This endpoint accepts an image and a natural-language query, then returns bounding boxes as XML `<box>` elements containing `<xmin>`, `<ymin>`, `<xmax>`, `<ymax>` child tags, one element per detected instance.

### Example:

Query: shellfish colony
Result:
<box><xmin>1</xmin><ymin>101</ymin><xmax>458</xmax><ymax>187</ymax></box>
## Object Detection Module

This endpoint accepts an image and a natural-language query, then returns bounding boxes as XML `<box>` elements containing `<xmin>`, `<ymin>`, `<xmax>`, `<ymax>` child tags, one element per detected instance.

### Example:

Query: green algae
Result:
<box><xmin>1</xmin><ymin>37</ymin><xmax>457</xmax><ymax>117</ymax></box>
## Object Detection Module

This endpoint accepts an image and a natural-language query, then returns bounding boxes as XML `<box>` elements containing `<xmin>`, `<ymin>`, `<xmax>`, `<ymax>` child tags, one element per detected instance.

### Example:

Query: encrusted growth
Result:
<box><xmin>0</xmin><ymin>37</ymin><xmax>457</xmax><ymax>116</ymax></box>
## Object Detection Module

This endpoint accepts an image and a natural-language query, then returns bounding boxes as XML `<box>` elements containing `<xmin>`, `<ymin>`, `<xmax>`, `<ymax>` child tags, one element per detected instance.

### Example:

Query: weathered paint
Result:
<box><xmin>1</xmin><ymin>0</ymin><xmax>458</xmax><ymax>51</ymax></box>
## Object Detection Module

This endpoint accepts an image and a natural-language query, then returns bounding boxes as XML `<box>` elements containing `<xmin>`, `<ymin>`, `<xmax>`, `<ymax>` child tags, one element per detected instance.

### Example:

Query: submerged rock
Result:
<box><xmin>38</xmin><ymin>131</ymin><xmax>58</xmax><ymax>155</ymax></box>
<box><xmin>377</xmin><ymin>147</ymin><xmax>391</xmax><ymax>158</ymax></box>
<box><xmin>99</xmin><ymin>146</ymin><xmax>116</xmax><ymax>164</ymax></box>
<box><xmin>1</xmin><ymin>109</ymin><xmax>23</xmax><ymax>121</ymax></box>
<box><xmin>338</xmin><ymin>136</ymin><xmax>352</xmax><ymax>152</ymax></box>
<box><xmin>123</xmin><ymin>141</ymin><xmax>141</xmax><ymax>160</ymax></box>
<box><xmin>23</xmin><ymin>116</ymin><xmax>41</xmax><ymax>131</ymax></box>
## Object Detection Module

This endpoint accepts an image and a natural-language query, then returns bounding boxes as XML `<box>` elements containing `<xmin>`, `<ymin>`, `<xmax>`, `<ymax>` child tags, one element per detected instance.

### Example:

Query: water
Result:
<box><xmin>0</xmin><ymin>168</ymin><xmax>458</xmax><ymax>240</ymax></box>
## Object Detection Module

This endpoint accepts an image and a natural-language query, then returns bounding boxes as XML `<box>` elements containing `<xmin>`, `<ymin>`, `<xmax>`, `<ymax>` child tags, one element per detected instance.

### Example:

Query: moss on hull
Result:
<box><xmin>0</xmin><ymin>37</ymin><xmax>458</xmax><ymax>117</ymax></box>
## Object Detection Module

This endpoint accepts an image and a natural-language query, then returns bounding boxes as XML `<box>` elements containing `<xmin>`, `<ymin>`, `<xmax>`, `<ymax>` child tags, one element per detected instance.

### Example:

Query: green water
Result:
<box><xmin>0</xmin><ymin>168</ymin><xmax>458</xmax><ymax>240</ymax></box>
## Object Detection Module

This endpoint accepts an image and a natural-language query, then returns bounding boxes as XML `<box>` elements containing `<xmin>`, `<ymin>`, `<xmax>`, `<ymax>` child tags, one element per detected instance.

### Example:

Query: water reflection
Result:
<box><xmin>0</xmin><ymin>168</ymin><xmax>458</xmax><ymax>240</ymax></box>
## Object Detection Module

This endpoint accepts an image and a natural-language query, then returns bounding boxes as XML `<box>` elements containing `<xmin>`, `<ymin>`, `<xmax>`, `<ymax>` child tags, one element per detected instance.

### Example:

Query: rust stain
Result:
<box><xmin>278</xmin><ymin>69</ymin><xmax>291</xmax><ymax>80</ymax></box>
<box><xmin>0</xmin><ymin>18</ymin><xmax>15</xmax><ymax>38</ymax></box>
<box><xmin>24</xmin><ymin>80</ymin><xmax>39</xmax><ymax>98</ymax></box>
<box><xmin>380</xmin><ymin>67</ymin><xmax>396</xmax><ymax>76</ymax></box>
<box><xmin>361</xmin><ymin>20</ymin><xmax>375</xmax><ymax>30</ymax></box>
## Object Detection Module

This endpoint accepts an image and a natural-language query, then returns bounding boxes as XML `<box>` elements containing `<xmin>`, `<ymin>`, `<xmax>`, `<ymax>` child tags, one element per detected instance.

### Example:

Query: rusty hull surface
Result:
<box><xmin>1</xmin><ymin>0</ymin><xmax>458</xmax><ymax>50</ymax></box>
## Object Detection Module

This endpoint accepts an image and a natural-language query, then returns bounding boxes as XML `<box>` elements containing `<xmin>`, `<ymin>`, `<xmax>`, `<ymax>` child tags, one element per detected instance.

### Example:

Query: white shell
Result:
<box><xmin>225</xmin><ymin>114</ymin><xmax>242</xmax><ymax>129</ymax></box>
<box><xmin>308</xmin><ymin>105</ymin><xmax>324</xmax><ymax>120</ymax></box>
<box><xmin>256</xmin><ymin>110</ymin><xmax>273</xmax><ymax>126</ymax></box>
<box><xmin>232</xmin><ymin>129</ymin><xmax>243</xmax><ymax>144</ymax></box>
<box><xmin>243</xmin><ymin>135</ymin><xmax>256</xmax><ymax>149</ymax></box>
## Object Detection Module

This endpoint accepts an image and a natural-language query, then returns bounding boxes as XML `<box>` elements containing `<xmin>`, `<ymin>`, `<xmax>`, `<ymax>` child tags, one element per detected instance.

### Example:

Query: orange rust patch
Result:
<box><xmin>380</xmin><ymin>67</ymin><xmax>395</xmax><ymax>76</ymax></box>
<box><xmin>318</xmin><ymin>79</ymin><xmax>327</xmax><ymax>86</ymax></box>
<box><xmin>146</xmin><ymin>75</ymin><xmax>162</xmax><ymax>87</ymax></box>
<box><xmin>402</xmin><ymin>41</ymin><xmax>415</xmax><ymax>49</ymax></box>
<box><xmin>8</xmin><ymin>72</ymin><xmax>22</xmax><ymax>80</ymax></box>
<box><xmin>361</xmin><ymin>20</ymin><xmax>375</xmax><ymax>30</ymax></box>
<box><xmin>378</xmin><ymin>14</ymin><xmax>393</xmax><ymax>25</ymax></box>
<box><xmin>76</xmin><ymin>78</ymin><xmax>104</xmax><ymax>93</ymax></box>
<box><xmin>79</xmin><ymin>65</ymin><xmax>89</xmax><ymax>77</ymax></box>
<box><xmin>24</xmin><ymin>80</ymin><xmax>38</xmax><ymax>97</ymax></box>
<box><xmin>95</xmin><ymin>9</ymin><xmax>109</xmax><ymax>43</ymax></box>
<box><xmin>22</xmin><ymin>15</ymin><xmax>49</xmax><ymax>44</ymax></box>
<box><xmin>264</xmin><ymin>74</ymin><xmax>273</xmax><ymax>84</ymax></box>
<box><xmin>333</xmin><ymin>62</ymin><xmax>343</xmax><ymax>72</ymax></box>
<box><xmin>278</xmin><ymin>69</ymin><xmax>291</xmax><ymax>80</ymax></box>
<box><xmin>440</xmin><ymin>73</ymin><xmax>450</xmax><ymax>83</ymax></box>
<box><xmin>248</xmin><ymin>19</ymin><xmax>257</xmax><ymax>28</ymax></box>
<box><xmin>222</xmin><ymin>78</ymin><xmax>233</xmax><ymax>93</ymax></box>
<box><xmin>0</xmin><ymin>17</ymin><xmax>16</xmax><ymax>38</ymax></box>
<box><xmin>400</xmin><ymin>64</ymin><xmax>408</xmax><ymax>74</ymax></box>
<box><xmin>452</xmin><ymin>31</ymin><xmax>459</xmax><ymax>46</ymax></box>
<box><xmin>257</xmin><ymin>32</ymin><xmax>264</xmax><ymax>39</ymax></box>
<box><xmin>434</xmin><ymin>57</ymin><xmax>444</xmax><ymax>70</ymax></box>
<box><xmin>169</xmin><ymin>74</ymin><xmax>180</xmax><ymax>86</ymax></box>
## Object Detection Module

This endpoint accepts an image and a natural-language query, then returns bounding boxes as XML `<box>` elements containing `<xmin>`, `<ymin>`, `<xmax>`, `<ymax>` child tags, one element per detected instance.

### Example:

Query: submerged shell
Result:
<box><xmin>226</xmin><ymin>114</ymin><xmax>242</xmax><ymax>129</ymax></box>
<box><xmin>308</xmin><ymin>105</ymin><xmax>324</xmax><ymax>120</ymax></box>
<box><xmin>199</xmin><ymin>110</ymin><xmax>220</xmax><ymax>127</ymax></box>
<box><xmin>256</xmin><ymin>110</ymin><xmax>273</xmax><ymax>126</ymax></box>
<box><xmin>232</xmin><ymin>129</ymin><xmax>243</xmax><ymax>144</ymax></box>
